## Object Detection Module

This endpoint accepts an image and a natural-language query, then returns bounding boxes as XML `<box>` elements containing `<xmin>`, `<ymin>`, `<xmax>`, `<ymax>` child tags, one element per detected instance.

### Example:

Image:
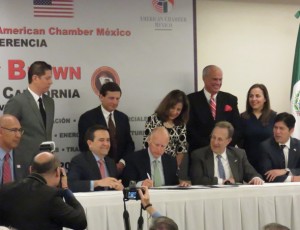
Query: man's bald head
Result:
<box><xmin>31</xmin><ymin>152</ymin><xmax>60</xmax><ymax>175</ymax></box>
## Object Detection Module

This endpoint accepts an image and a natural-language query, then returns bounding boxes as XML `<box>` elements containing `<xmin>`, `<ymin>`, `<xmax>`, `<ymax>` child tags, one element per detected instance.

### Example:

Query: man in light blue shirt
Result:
<box><xmin>0</xmin><ymin>114</ymin><xmax>24</xmax><ymax>184</ymax></box>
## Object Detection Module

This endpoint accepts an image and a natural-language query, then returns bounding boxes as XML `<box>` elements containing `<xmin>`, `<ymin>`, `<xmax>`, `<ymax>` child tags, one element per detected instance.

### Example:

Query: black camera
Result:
<box><xmin>123</xmin><ymin>181</ymin><xmax>142</xmax><ymax>201</ymax></box>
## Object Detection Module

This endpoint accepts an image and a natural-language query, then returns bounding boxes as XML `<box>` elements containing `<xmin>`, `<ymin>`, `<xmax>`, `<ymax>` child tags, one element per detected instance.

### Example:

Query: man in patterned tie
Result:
<box><xmin>0</xmin><ymin>114</ymin><xmax>24</xmax><ymax>184</ymax></box>
<box><xmin>190</xmin><ymin>121</ymin><xmax>263</xmax><ymax>185</ymax></box>
<box><xmin>68</xmin><ymin>125</ymin><xmax>124</xmax><ymax>192</ymax></box>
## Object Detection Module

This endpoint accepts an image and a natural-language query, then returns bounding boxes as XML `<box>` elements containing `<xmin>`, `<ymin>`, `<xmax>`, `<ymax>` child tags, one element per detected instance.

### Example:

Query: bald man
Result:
<box><xmin>0</xmin><ymin>114</ymin><xmax>24</xmax><ymax>183</ymax></box>
<box><xmin>0</xmin><ymin>152</ymin><xmax>87</xmax><ymax>230</ymax></box>
<box><xmin>122</xmin><ymin>127</ymin><xmax>179</xmax><ymax>187</ymax></box>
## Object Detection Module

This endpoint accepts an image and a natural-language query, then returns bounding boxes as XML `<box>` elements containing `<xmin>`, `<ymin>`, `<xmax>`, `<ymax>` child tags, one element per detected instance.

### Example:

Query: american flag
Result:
<box><xmin>33</xmin><ymin>0</ymin><xmax>74</xmax><ymax>18</ymax></box>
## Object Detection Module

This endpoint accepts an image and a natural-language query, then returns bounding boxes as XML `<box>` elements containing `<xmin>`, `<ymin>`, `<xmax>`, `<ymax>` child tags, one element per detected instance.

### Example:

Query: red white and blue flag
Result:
<box><xmin>33</xmin><ymin>0</ymin><xmax>74</xmax><ymax>18</ymax></box>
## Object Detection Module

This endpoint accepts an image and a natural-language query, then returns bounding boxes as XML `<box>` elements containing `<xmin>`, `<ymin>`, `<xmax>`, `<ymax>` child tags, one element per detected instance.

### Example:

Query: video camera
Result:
<box><xmin>39</xmin><ymin>141</ymin><xmax>56</xmax><ymax>153</ymax></box>
<box><xmin>123</xmin><ymin>181</ymin><xmax>143</xmax><ymax>201</ymax></box>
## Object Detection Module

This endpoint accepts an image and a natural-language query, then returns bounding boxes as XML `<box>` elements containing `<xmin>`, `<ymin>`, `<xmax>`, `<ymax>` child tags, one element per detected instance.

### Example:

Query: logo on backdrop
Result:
<box><xmin>152</xmin><ymin>0</ymin><xmax>174</xmax><ymax>13</ymax></box>
<box><xmin>33</xmin><ymin>0</ymin><xmax>74</xmax><ymax>18</ymax></box>
<box><xmin>292</xmin><ymin>91</ymin><xmax>300</xmax><ymax>116</ymax></box>
<box><xmin>91</xmin><ymin>66</ymin><xmax>120</xmax><ymax>96</ymax></box>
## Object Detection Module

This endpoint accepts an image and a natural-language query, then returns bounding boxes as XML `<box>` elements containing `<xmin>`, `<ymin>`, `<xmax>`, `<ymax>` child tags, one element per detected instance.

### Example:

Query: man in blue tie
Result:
<box><xmin>190</xmin><ymin>121</ymin><xmax>263</xmax><ymax>185</ymax></box>
<box><xmin>0</xmin><ymin>114</ymin><xmax>24</xmax><ymax>183</ymax></box>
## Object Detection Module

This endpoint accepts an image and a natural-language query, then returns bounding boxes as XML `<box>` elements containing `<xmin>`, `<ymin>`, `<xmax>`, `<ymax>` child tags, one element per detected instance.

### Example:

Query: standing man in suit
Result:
<box><xmin>4</xmin><ymin>61</ymin><xmax>54</xmax><ymax>178</ymax></box>
<box><xmin>68</xmin><ymin>125</ymin><xmax>124</xmax><ymax>192</ymax></box>
<box><xmin>190</xmin><ymin>121</ymin><xmax>263</xmax><ymax>185</ymax></box>
<box><xmin>122</xmin><ymin>127</ymin><xmax>180</xmax><ymax>187</ymax></box>
<box><xmin>259</xmin><ymin>112</ymin><xmax>300</xmax><ymax>182</ymax></box>
<box><xmin>0</xmin><ymin>115</ymin><xmax>24</xmax><ymax>183</ymax></box>
<box><xmin>187</xmin><ymin>65</ymin><xmax>241</xmax><ymax>153</ymax></box>
<box><xmin>0</xmin><ymin>152</ymin><xmax>87</xmax><ymax>230</ymax></box>
<box><xmin>78</xmin><ymin>82</ymin><xmax>134</xmax><ymax>173</ymax></box>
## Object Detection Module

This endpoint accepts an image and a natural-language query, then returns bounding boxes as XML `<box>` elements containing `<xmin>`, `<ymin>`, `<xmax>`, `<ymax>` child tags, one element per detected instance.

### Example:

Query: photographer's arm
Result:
<box><xmin>138</xmin><ymin>187</ymin><xmax>161</xmax><ymax>218</ymax></box>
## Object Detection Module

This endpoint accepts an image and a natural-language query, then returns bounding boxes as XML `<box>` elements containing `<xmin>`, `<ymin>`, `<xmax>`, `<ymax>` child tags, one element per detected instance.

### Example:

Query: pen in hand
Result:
<box><xmin>147</xmin><ymin>173</ymin><xmax>151</xmax><ymax>180</ymax></box>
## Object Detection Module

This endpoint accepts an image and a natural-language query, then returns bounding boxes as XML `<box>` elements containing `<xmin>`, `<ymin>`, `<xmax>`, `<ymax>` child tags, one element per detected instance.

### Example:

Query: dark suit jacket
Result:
<box><xmin>121</xmin><ymin>149</ymin><xmax>179</xmax><ymax>187</ymax></box>
<box><xmin>187</xmin><ymin>90</ymin><xmax>241</xmax><ymax>153</ymax></box>
<box><xmin>0</xmin><ymin>173</ymin><xmax>86</xmax><ymax>230</ymax></box>
<box><xmin>259</xmin><ymin>137</ymin><xmax>300</xmax><ymax>182</ymax></box>
<box><xmin>190</xmin><ymin>146</ymin><xmax>261</xmax><ymax>185</ymax></box>
<box><xmin>68</xmin><ymin>151</ymin><xmax>118</xmax><ymax>192</ymax></box>
<box><xmin>4</xmin><ymin>89</ymin><xmax>54</xmax><ymax>178</ymax></box>
<box><xmin>78</xmin><ymin>105</ymin><xmax>135</xmax><ymax>162</ymax></box>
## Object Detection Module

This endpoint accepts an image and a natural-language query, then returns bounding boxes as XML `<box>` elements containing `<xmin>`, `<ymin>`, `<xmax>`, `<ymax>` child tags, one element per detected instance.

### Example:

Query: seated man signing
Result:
<box><xmin>122</xmin><ymin>127</ymin><xmax>188</xmax><ymax>188</ymax></box>
<box><xmin>68</xmin><ymin>125</ymin><xmax>123</xmax><ymax>192</ymax></box>
<box><xmin>190</xmin><ymin>121</ymin><xmax>264</xmax><ymax>185</ymax></box>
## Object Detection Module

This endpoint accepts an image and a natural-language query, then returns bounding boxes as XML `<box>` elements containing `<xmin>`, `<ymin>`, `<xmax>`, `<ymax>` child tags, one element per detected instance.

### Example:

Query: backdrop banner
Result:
<box><xmin>0</xmin><ymin>0</ymin><xmax>196</xmax><ymax>170</ymax></box>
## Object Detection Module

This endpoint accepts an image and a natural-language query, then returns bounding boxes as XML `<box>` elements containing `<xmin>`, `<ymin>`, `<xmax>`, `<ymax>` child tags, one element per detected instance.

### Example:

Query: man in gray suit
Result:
<box><xmin>4</xmin><ymin>61</ymin><xmax>54</xmax><ymax>178</ymax></box>
<box><xmin>190</xmin><ymin>121</ymin><xmax>263</xmax><ymax>185</ymax></box>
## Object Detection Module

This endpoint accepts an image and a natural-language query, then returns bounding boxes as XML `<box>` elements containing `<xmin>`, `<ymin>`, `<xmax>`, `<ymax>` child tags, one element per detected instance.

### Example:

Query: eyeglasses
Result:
<box><xmin>0</xmin><ymin>127</ymin><xmax>24</xmax><ymax>135</ymax></box>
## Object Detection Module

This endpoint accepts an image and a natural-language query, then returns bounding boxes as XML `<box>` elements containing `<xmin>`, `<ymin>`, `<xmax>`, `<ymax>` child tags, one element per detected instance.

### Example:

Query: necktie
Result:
<box><xmin>210</xmin><ymin>94</ymin><xmax>216</xmax><ymax>120</ymax></box>
<box><xmin>108</xmin><ymin>113</ymin><xmax>117</xmax><ymax>161</ymax></box>
<box><xmin>38</xmin><ymin>97</ymin><xmax>46</xmax><ymax>128</ymax></box>
<box><xmin>279</xmin><ymin>145</ymin><xmax>286</xmax><ymax>168</ymax></box>
<box><xmin>98</xmin><ymin>159</ymin><xmax>106</xmax><ymax>178</ymax></box>
<box><xmin>3</xmin><ymin>153</ymin><xmax>12</xmax><ymax>184</ymax></box>
<box><xmin>217</xmin><ymin>155</ymin><xmax>226</xmax><ymax>180</ymax></box>
<box><xmin>153</xmin><ymin>160</ymin><xmax>162</xmax><ymax>187</ymax></box>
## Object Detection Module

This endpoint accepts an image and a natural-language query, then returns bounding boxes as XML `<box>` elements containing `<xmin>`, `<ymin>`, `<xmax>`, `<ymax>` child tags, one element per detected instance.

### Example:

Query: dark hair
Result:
<box><xmin>85</xmin><ymin>124</ymin><xmax>109</xmax><ymax>142</ymax></box>
<box><xmin>28</xmin><ymin>61</ymin><xmax>52</xmax><ymax>84</ymax></box>
<box><xmin>31</xmin><ymin>154</ymin><xmax>60</xmax><ymax>174</ymax></box>
<box><xmin>274</xmin><ymin>112</ymin><xmax>296</xmax><ymax>130</ymax></box>
<box><xmin>99</xmin><ymin>82</ymin><xmax>122</xmax><ymax>96</ymax></box>
<box><xmin>241</xmin><ymin>83</ymin><xmax>273</xmax><ymax>126</ymax></box>
<box><xmin>155</xmin><ymin>89</ymin><xmax>189</xmax><ymax>126</ymax></box>
<box><xmin>214</xmin><ymin>121</ymin><xmax>234</xmax><ymax>139</ymax></box>
<box><xmin>149</xmin><ymin>216</ymin><xmax>178</xmax><ymax>230</ymax></box>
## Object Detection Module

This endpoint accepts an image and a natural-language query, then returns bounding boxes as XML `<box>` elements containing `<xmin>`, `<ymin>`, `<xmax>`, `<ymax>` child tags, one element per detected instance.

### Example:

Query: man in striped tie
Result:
<box><xmin>0</xmin><ymin>114</ymin><xmax>24</xmax><ymax>184</ymax></box>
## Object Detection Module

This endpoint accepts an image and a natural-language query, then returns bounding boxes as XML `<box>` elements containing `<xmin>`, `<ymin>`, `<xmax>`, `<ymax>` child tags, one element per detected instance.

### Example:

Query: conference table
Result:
<box><xmin>66</xmin><ymin>183</ymin><xmax>300</xmax><ymax>230</ymax></box>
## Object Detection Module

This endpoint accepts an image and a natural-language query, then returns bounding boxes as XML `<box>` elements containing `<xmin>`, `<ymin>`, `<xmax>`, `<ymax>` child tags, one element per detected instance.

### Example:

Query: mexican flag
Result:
<box><xmin>291</xmin><ymin>11</ymin><xmax>300</xmax><ymax>139</ymax></box>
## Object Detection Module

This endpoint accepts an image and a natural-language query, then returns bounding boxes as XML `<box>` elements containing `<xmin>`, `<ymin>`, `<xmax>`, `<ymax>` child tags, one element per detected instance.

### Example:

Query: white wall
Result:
<box><xmin>196</xmin><ymin>0</ymin><xmax>299</xmax><ymax>113</ymax></box>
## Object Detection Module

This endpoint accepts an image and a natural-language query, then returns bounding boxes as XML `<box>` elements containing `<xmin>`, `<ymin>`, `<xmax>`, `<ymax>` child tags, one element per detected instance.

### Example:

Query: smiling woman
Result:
<box><xmin>239</xmin><ymin>83</ymin><xmax>276</xmax><ymax>172</ymax></box>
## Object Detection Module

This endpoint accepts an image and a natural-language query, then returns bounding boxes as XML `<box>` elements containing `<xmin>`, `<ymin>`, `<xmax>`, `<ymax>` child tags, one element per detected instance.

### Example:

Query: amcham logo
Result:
<box><xmin>152</xmin><ymin>0</ymin><xmax>174</xmax><ymax>13</ymax></box>
<box><xmin>91</xmin><ymin>66</ymin><xmax>120</xmax><ymax>96</ymax></box>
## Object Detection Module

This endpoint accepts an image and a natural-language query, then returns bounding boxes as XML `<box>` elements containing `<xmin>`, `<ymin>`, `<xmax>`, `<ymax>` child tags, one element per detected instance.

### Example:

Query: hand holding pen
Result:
<box><xmin>141</xmin><ymin>173</ymin><xmax>154</xmax><ymax>188</ymax></box>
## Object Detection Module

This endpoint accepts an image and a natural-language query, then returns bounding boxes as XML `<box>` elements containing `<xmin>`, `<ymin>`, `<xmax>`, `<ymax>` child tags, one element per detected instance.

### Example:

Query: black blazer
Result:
<box><xmin>190</xmin><ymin>146</ymin><xmax>261</xmax><ymax>185</ymax></box>
<box><xmin>0</xmin><ymin>173</ymin><xmax>86</xmax><ymax>230</ymax></box>
<box><xmin>259</xmin><ymin>137</ymin><xmax>300</xmax><ymax>182</ymax></box>
<box><xmin>68</xmin><ymin>151</ymin><xmax>118</xmax><ymax>192</ymax></box>
<box><xmin>78</xmin><ymin>105</ymin><xmax>135</xmax><ymax>162</ymax></box>
<box><xmin>121</xmin><ymin>149</ymin><xmax>179</xmax><ymax>187</ymax></box>
<box><xmin>187</xmin><ymin>90</ymin><xmax>241</xmax><ymax>153</ymax></box>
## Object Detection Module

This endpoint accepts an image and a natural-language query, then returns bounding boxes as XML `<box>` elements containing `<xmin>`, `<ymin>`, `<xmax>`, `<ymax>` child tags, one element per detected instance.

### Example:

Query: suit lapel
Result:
<box><xmin>216</xmin><ymin>93</ymin><xmax>224</xmax><ymax>120</ymax></box>
<box><xmin>199</xmin><ymin>90</ymin><xmax>214</xmax><ymax>122</ymax></box>
<box><xmin>25</xmin><ymin>90</ymin><xmax>44</xmax><ymax>128</ymax></box>
<box><xmin>227</xmin><ymin>149</ymin><xmax>239</xmax><ymax>180</ymax></box>
<box><xmin>288</xmin><ymin>138</ymin><xmax>298</xmax><ymax>168</ymax></box>
<box><xmin>86</xmin><ymin>151</ymin><xmax>101</xmax><ymax>178</ymax></box>
<box><xmin>205</xmin><ymin>149</ymin><xmax>215</xmax><ymax>178</ymax></box>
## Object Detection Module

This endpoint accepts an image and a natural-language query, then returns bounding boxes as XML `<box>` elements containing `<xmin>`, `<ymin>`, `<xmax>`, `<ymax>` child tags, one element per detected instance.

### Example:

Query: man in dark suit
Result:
<box><xmin>187</xmin><ymin>65</ymin><xmax>241</xmax><ymax>153</ymax></box>
<box><xmin>78</xmin><ymin>82</ymin><xmax>134</xmax><ymax>173</ymax></box>
<box><xmin>122</xmin><ymin>127</ymin><xmax>180</xmax><ymax>188</ymax></box>
<box><xmin>68</xmin><ymin>125</ymin><xmax>124</xmax><ymax>192</ymax></box>
<box><xmin>4</xmin><ymin>61</ymin><xmax>54</xmax><ymax>178</ymax></box>
<box><xmin>259</xmin><ymin>112</ymin><xmax>300</xmax><ymax>183</ymax></box>
<box><xmin>0</xmin><ymin>152</ymin><xmax>87</xmax><ymax>230</ymax></box>
<box><xmin>0</xmin><ymin>115</ymin><xmax>24</xmax><ymax>183</ymax></box>
<box><xmin>190</xmin><ymin>121</ymin><xmax>263</xmax><ymax>185</ymax></box>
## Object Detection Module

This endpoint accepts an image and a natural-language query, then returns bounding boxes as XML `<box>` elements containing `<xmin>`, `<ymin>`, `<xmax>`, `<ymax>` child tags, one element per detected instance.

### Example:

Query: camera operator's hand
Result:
<box><xmin>138</xmin><ymin>186</ymin><xmax>156</xmax><ymax>216</ymax></box>
<box><xmin>94</xmin><ymin>177</ymin><xmax>124</xmax><ymax>190</ymax></box>
<box><xmin>60</xmin><ymin>167</ymin><xmax>68</xmax><ymax>189</ymax></box>
<box><xmin>141</xmin><ymin>179</ymin><xmax>153</xmax><ymax>188</ymax></box>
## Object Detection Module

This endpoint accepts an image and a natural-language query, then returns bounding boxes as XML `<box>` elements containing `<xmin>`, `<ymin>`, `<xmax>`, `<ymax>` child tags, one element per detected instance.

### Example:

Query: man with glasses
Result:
<box><xmin>4</xmin><ymin>61</ymin><xmax>54</xmax><ymax>178</ymax></box>
<box><xmin>121</xmin><ymin>127</ymin><xmax>182</xmax><ymax>188</ymax></box>
<box><xmin>0</xmin><ymin>115</ymin><xmax>24</xmax><ymax>183</ymax></box>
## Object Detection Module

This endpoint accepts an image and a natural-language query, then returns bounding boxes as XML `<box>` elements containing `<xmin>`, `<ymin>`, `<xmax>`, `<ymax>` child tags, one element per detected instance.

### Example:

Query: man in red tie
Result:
<box><xmin>187</xmin><ymin>65</ymin><xmax>241</xmax><ymax>153</ymax></box>
<box><xmin>0</xmin><ymin>114</ymin><xmax>24</xmax><ymax>184</ymax></box>
<box><xmin>68</xmin><ymin>125</ymin><xmax>124</xmax><ymax>192</ymax></box>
